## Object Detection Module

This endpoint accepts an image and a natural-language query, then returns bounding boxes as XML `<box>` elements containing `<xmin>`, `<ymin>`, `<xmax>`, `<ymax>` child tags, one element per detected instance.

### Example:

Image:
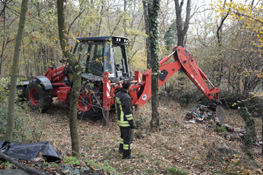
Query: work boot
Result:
<box><xmin>129</xmin><ymin>155</ymin><xmax>136</xmax><ymax>159</ymax></box>
<box><xmin>119</xmin><ymin>144</ymin><xmax>123</xmax><ymax>153</ymax></box>
<box><xmin>122</xmin><ymin>150</ymin><xmax>129</xmax><ymax>159</ymax></box>
<box><xmin>128</xmin><ymin>150</ymin><xmax>135</xmax><ymax>159</ymax></box>
<box><xmin>122</xmin><ymin>150</ymin><xmax>136</xmax><ymax>159</ymax></box>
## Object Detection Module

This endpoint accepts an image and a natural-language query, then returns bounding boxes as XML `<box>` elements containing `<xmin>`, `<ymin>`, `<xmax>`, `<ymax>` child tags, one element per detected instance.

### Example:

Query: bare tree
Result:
<box><xmin>142</xmin><ymin>0</ymin><xmax>151</xmax><ymax>68</ymax></box>
<box><xmin>174</xmin><ymin>0</ymin><xmax>191</xmax><ymax>47</ymax></box>
<box><xmin>57</xmin><ymin>0</ymin><xmax>81</xmax><ymax>157</ymax></box>
<box><xmin>5</xmin><ymin>0</ymin><xmax>28</xmax><ymax>141</ymax></box>
<box><xmin>215</xmin><ymin>0</ymin><xmax>231</xmax><ymax>86</ymax></box>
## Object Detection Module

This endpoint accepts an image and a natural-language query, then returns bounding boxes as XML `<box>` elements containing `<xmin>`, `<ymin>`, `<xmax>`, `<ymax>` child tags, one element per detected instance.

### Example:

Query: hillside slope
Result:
<box><xmin>11</xmin><ymin>100</ymin><xmax>263</xmax><ymax>174</ymax></box>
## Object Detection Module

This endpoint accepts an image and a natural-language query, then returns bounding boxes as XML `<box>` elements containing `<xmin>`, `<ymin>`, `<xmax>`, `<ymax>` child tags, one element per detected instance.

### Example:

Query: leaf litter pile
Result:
<box><xmin>2</xmin><ymin>99</ymin><xmax>263</xmax><ymax>175</ymax></box>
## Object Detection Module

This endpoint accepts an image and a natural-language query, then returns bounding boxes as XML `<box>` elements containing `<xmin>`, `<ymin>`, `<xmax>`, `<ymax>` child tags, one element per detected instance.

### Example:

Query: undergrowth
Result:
<box><xmin>0</xmin><ymin>104</ymin><xmax>28</xmax><ymax>143</ymax></box>
<box><xmin>0</xmin><ymin>78</ymin><xmax>29</xmax><ymax>143</ymax></box>
<box><xmin>167</xmin><ymin>166</ymin><xmax>188</xmax><ymax>175</ymax></box>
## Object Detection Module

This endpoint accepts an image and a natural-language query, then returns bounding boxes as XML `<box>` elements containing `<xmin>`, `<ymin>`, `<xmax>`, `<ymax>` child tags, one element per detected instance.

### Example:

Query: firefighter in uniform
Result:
<box><xmin>115</xmin><ymin>79</ymin><xmax>136</xmax><ymax>159</ymax></box>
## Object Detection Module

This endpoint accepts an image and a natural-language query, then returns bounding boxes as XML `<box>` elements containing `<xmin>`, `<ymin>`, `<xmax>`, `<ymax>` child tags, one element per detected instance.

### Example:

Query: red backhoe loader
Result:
<box><xmin>17</xmin><ymin>36</ymin><xmax>224</xmax><ymax>123</ymax></box>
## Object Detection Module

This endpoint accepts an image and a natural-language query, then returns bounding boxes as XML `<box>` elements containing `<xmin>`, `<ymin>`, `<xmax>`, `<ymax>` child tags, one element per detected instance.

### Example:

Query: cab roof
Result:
<box><xmin>76</xmin><ymin>36</ymin><xmax>128</xmax><ymax>43</ymax></box>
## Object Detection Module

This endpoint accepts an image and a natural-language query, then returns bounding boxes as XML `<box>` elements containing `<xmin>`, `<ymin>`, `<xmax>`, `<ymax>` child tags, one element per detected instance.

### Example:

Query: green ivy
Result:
<box><xmin>167</xmin><ymin>167</ymin><xmax>188</xmax><ymax>175</ymax></box>
<box><xmin>84</xmin><ymin>159</ymin><xmax>120</xmax><ymax>175</ymax></box>
<box><xmin>64</xmin><ymin>156</ymin><xmax>80</xmax><ymax>165</ymax></box>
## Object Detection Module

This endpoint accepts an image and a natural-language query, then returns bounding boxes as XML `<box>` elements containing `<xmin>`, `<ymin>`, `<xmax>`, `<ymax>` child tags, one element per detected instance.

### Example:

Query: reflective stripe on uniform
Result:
<box><xmin>120</xmin><ymin>138</ymin><xmax>123</xmax><ymax>144</ymax></box>
<box><xmin>120</xmin><ymin>111</ymin><xmax>124</xmax><ymax>121</ymax></box>
<box><xmin>117</xmin><ymin>97</ymin><xmax>125</xmax><ymax>122</ymax></box>
<box><xmin>125</xmin><ymin>114</ymin><xmax>133</xmax><ymax>120</ymax></box>
<box><xmin>123</xmin><ymin>144</ymin><xmax>129</xmax><ymax>150</ymax></box>
<box><xmin>123</xmin><ymin>143</ymin><xmax>132</xmax><ymax>150</ymax></box>
<box><xmin>115</xmin><ymin>97</ymin><xmax>121</xmax><ymax>115</ymax></box>
<box><xmin>118</xmin><ymin>120</ymin><xmax>130</xmax><ymax>127</ymax></box>
<box><xmin>116</xmin><ymin>96</ymin><xmax>131</xmax><ymax>127</ymax></box>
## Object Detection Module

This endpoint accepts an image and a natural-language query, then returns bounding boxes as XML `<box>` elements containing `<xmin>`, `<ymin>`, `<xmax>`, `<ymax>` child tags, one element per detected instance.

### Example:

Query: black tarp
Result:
<box><xmin>0</xmin><ymin>141</ymin><xmax>61</xmax><ymax>162</ymax></box>
<box><xmin>0</xmin><ymin>141</ymin><xmax>5</xmax><ymax>148</ymax></box>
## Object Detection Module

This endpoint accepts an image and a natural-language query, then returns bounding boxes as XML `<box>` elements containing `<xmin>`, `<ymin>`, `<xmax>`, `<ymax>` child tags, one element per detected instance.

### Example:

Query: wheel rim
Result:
<box><xmin>78</xmin><ymin>92</ymin><xmax>92</xmax><ymax>112</ymax></box>
<box><xmin>29</xmin><ymin>88</ymin><xmax>40</xmax><ymax>105</ymax></box>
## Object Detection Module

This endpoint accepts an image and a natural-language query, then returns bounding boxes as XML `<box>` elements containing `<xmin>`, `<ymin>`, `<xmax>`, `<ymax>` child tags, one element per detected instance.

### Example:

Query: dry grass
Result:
<box><xmin>22</xmin><ymin>99</ymin><xmax>263</xmax><ymax>175</ymax></box>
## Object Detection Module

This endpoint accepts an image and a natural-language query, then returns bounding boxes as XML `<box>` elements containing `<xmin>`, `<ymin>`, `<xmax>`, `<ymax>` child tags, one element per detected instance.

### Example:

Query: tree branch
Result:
<box><xmin>183</xmin><ymin>0</ymin><xmax>191</xmax><ymax>34</ymax></box>
<box><xmin>128</xmin><ymin>49</ymin><xmax>140</xmax><ymax>62</ymax></box>
<box><xmin>216</xmin><ymin>0</ymin><xmax>232</xmax><ymax>43</ymax></box>
<box><xmin>234</xmin><ymin>11</ymin><xmax>263</xmax><ymax>25</ymax></box>
<box><xmin>0</xmin><ymin>151</ymin><xmax>45</xmax><ymax>175</ymax></box>
<box><xmin>67</xmin><ymin>9</ymin><xmax>85</xmax><ymax>34</ymax></box>
<box><xmin>110</xmin><ymin>13</ymin><xmax>123</xmax><ymax>36</ymax></box>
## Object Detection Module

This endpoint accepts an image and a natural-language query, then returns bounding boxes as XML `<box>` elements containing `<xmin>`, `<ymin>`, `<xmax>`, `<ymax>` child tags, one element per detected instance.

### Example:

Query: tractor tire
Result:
<box><xmin>77</xmin><ymin>85</ymin><xmax>102</xmax><ymax>120</ymax></box>
<box><xmin>26</xmin><ymin>80</ymin><xmax>53</xmax><ymax>113</ymax></box>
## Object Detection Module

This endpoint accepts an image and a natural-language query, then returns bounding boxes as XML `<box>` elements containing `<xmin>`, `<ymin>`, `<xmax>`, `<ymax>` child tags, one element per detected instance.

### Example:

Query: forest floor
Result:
<box><xmin>3</xmin><ymin>98</ymin><xmax>263</xmax><ymax>174</ymax></box>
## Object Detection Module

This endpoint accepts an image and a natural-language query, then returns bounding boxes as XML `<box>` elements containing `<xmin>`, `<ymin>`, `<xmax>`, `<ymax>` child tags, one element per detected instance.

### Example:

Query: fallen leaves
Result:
<box><xmin>15</xmin><ymin>100</ymin><xmax>263</xmax><ymax>174</ymax></box>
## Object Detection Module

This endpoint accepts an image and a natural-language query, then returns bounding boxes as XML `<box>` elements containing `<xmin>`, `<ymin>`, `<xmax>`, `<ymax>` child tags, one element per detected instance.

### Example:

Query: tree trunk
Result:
<box><xmin>174</xmin><ymin>0</ymin><xmax>191</xmax><ymax>47</ymax></box>
<box><xmin>96</xmin><ymin>0</ymin><xmax>104</xmax><ymax>36</ymax></box>
<box><xmin>0</xmin><ymin>0</ymin><xmax>7</xmax><ymax>75</ymax></box>
<box><xmin>215</xmin><ymin>0</ymin><xmax>231</xmax><ymax>87</ymax></box>
<box><xmin>262</xmin><ymin>113</ymin><xmax>263</xmax><ymax>155</ymax></box>
<box><xmin>124</xmin><ymin>0</ymin><xmax>127</xmax><ymax>36</ymax></box>
<box><xmin>239</xmin><ymin>107</ymin><xmax>255</xmax><ymax>160</ymax></box>
<box><xmin>142</xmin><ymin>0</ymin><xmax>151</xmax><ymax>69</ymax></box>
<box><xmin>5</xmin><ymin>0</ymin><xmax>29</xmax><ymax>142</ymax></box>
<box><xmin>148</xmin><ymin>0</ymin><xmax>160</xmax><ymax>131</ymax></box>
<box><xmin>57</xmin><ymin>0</ymin><xmax>80</xmax><ymax>157</ymax></box>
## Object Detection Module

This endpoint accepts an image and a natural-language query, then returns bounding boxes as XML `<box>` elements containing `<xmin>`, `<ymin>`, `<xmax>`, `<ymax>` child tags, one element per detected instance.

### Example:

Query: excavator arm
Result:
<box><xmin>101</xmin><ymin>46</ymin><xmax>225</xmax><ymax>126</ymax></box>
<box><xmin>130</xmin><ymin>46</ymin><xmax>221</xmax><ymax>107</ymax></box>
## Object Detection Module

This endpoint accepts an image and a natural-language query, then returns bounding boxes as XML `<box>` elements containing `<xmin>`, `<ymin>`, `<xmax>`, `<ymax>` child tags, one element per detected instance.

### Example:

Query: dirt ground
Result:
<box><xmin>22</xmin><ymin>99</ymin><xmax>263</xmax><ymax>175</ymax></box>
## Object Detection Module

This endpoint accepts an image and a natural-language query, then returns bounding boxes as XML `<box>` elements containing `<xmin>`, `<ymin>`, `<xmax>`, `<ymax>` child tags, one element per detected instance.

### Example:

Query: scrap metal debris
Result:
<box><xmin>184</xmin><ymin>104</ymin><xmax>215</xmax><ymax>124</ymax></box>
<box><xmin>183</xmin><ymin>104</ymin><xmax>263</xmax><ymax>145</ymax></box>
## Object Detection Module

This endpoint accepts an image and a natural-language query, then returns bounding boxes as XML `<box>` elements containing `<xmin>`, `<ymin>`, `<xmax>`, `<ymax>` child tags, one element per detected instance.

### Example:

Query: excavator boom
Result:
<box><xmin>101</xmin><ymin>45</ymin><xmax>225</xmax><ymax>125</ymax></box>
<box><xmin>130</xmin><ymin>46</ymin><xmax>221</xmax><ymax>108</ymax></box>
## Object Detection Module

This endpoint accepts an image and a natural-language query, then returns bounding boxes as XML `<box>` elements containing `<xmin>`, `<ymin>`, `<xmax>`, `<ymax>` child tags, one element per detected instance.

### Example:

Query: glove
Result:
<box><xmin>129</xmin><ymin>120</ymin><xmax>138</xmax><ymax>129</ymax></box>
<box><xmin>130</xmin><ymin>124</ymin><xmax>138</xmax><ymax>129</ymax></box>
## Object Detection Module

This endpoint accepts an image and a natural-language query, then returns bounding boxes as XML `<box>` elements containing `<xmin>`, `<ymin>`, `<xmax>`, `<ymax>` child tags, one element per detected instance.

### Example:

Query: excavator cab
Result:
<box><xmin>75</xmin><ymin>36</ymin><xmax>130</xmax><ymax>81</ymax></box>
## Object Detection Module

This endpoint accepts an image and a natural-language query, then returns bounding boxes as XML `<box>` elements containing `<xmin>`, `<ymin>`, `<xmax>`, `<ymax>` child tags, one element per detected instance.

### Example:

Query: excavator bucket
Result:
<box><xmin>174</xmin><ymin>46</ymin><xmax>226</xmax><ymax>123</ymax></box>
<box><xmin>216</xmin><ymin>105</ymin><xmax>226</xmax><ymax>124</ymax></box>
<box><xmin>208</xmin><ymin>99</ymin><xmax>226</xmax><ymax>124</ymax></box>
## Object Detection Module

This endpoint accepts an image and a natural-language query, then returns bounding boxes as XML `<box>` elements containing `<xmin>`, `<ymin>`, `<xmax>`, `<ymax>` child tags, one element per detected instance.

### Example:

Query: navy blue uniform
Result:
<box><xmin>115</xmin><ymin>88</ymin><xmax>135</xmax><ymax>159</ymax></box>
